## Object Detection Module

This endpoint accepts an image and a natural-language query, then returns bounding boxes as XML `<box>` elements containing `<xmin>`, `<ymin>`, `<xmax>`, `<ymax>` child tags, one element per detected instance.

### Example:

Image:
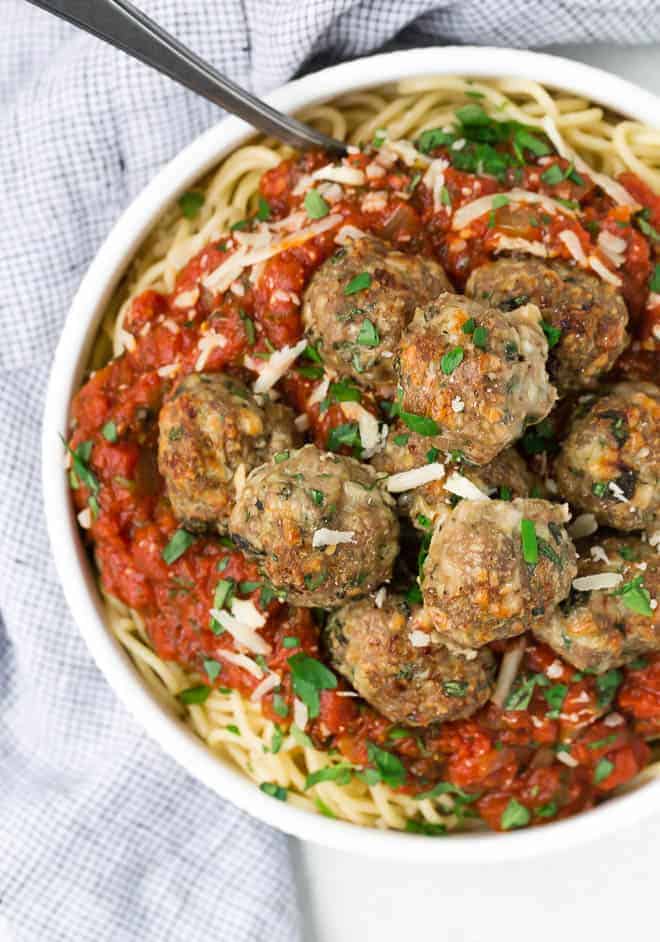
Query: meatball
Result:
<box><xmin>532</xmin><ymin>536</ymin><xmax>660</xmax><ymax>673</ymax></box>
<box><xmin>325</xmin><ymin>594</ymin><xmax>496</xmax><ymax>725</ymax></box>
<box><xmin>554</xmin><ymin>382</ymin><xmax>660</xmax><ymax>531</ymax></box>
<box><xmin>158</xmin><ymin>372</ymin><xmax>300</xmax><ymax>531</ymax></box>
<box><xmin>420</xmin><ymin>498</ymin><xmax>577</xmax><ymax>648</ymax></box>
<box><xmin>229</xmin><ymin>444</ymin><xmax>399</xmax><ymax>606</ymax></box>
<box><xmin>396</xmin><ymin>294</ymin><xmax>556</xmax><ymax>465</ymax></box>
<box><xmin>302</xmin><ymin>236</ymin><xmax>451</xmax><ymax>394</ymax></box>
<box><xmin>466</xmin><ymin>257</ymin><xmax>629</xmax><ymax>393</ymax></box>
<box><xmin>372</xmin><ymin>425</ymin><xmax>535</xmax><ymax>529</ymax></box>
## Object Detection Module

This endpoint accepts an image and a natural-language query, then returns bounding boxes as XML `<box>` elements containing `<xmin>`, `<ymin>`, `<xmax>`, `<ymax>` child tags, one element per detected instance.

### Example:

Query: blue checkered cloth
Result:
<box><xmin>1</xmin><ymin>2</ymin><xmax>659</xmax><ymax>939</ymax></box>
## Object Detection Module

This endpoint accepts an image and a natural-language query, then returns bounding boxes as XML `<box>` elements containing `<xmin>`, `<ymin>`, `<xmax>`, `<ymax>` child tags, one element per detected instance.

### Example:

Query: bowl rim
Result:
<box><xmin>42</xmin><ymin>44</ymin><xmax>660</xmax><ymax>862</ymax></box>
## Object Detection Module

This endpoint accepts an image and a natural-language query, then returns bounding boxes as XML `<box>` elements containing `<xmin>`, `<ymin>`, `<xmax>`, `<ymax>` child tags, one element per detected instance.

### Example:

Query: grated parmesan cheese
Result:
<box><xmin>335</xmin><ymin>224</ymin><xmax>368</xmax><ymax>245</ymax></box>
<box><xmin>590</xmin><ymin>545</ymin><xmax>610</xmax><ymax>565</ymax></box>
<box><xmin>572</xmin><ymin>572</ymin><xmax>623</xmax><ymax>592</ymax></box>
<box><xmin>452</xmin><ymin>188</ymin><xmax>576</xmax><ymax>231</ymax></box>
<box><xmin>541</xmin><ymin>117</ymin><xmax>639</xmax><ymax>209</ymax></box>
<box><xmin>374</xmin><ymin>587</ymin><xmax>387</xmax><ymax>609</ymax></box>
<box><xmin>568</xmin><ymin>513</ymin><xmax>598</xmax><ymax>539</ymax></box>
<box><xmin>253</xmin><ymin>338</ymin><xmax>308</xmax><ymax>394</ymax></box>
<box><xmin>409</xmin><ymin>630</ymin><xmax>430</xmax><ymax>648</ymax></box>
<box><xmin>443</xmin><ymin>471</ymin><xmax>489</xmax><ymax>501</ymax></box>
<box><xmin>588</xmin><ymin>255</ymin><xmax>622</xmax><ymax>287</ymax></box>
<box><xmin>195</xmin><ymin>331</ymin><xmax>227</xmax><ymax>371</ymax></box>
<box><xmin>312</xmin><ymin>164</ymin><xmax>366</xmax><ymax>186</ymax></box>
<box><xmin>558</xmin><ymin>229</ymin><xmax>587</xmax><ymax>265</ymax></box>
<box><xmin>494</xmin><ymin>235</ymin><xmax>548</xmax><ymax>258</ymax></box>
<box><xmin>557</xmin><ymin>750</ymin><xmax>579</xmax><ymax>768</ymax></box>
<box><xmin>173</xmin><ymin>287</ymin><xmax>200</xmax><ymax>309</ymax></box>
<box><xmin>608</xmin><ymin>480</ymin><xmax>629</xmax><ymax>503</ymax></box>
<box><xmin>386</xmin><ymin>463</ymin><xmax>446</xmax><ymax>493</ymax></box>
<box><xmin>210</xmin><ymin>598</ymin><xmax>271</xmax><ymax>655</ymax></box>
<box><xmin>250</xmin><ymin>671</ymin><xmax>281</xmax><ymax>702</ymax></box>
<box><xmin>312</xmin><ymin>528</ymin><xmax>355</xmax><ymax>548</ymax></box>
<box><xmin>217</xmin><ymin>650</ymin><xmax>264</xmax><ymax>678</ymax></box>
<box><xmin>339</xmin><ymin>401</ymin><xmax>385</xmax><ymax>457</ymax></box>
<box><xmin>77</xmin><ymin>507</ymin><xmax>92</xmax><ymax>529</ymax></box>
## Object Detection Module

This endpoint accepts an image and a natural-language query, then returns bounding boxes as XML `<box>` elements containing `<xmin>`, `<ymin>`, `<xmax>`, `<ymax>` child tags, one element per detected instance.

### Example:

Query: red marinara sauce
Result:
<box><xmin>68</xmin><ymin>130</ymin><xmax>659</xmax><ymax>832</ymax></box>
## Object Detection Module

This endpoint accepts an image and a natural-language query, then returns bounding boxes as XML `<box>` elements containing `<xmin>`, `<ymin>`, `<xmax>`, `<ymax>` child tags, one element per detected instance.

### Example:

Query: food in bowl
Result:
<box><xmin>65</xmin><ymin>74</ymin><xmax>660</xmax><ymax>836</ymax></box>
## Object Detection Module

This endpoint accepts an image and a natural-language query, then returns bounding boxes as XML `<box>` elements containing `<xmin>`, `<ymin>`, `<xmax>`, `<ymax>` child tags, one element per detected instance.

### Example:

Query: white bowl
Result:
<box><xmin>42</xmin><ymin>45</ymin><xmax>660</xmax><ymax>861</ymax></box>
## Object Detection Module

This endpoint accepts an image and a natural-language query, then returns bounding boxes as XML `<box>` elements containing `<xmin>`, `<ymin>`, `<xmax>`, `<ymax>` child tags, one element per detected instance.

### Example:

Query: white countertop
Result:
<box><xmin>291</xmin><ymin>42</ymin><xmax>660</xmax><ymax>942</ymax></box>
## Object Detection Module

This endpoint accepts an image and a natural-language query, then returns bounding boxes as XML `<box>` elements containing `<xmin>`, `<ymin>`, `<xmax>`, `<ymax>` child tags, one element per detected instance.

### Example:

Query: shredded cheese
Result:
<box><xmin>293</xmin><ymin>698</ymin><xmax>309</xmax><ymax>731</ymax></box>
<box><xmin>217</xmin><ymin>650</ymin><xmax>264</xmax><ymax>678</ymax></box>
<box><xmin>250</xmin><ymin>671</ymin><xmax>281</xmax><ymax>702</ymax></box>
<box><xmin>443</xmin><ymin>471</ymin><xmax>489</xmax><ymax>501</ymax></box>
<box><xmin>409</xmin><ymin>630</ymin><xmax>430</xmax><ymax>648</ymax></box>
<box><xmin>452</xmin><ymin>188</ymin><xmax>576</xmax><ymax>231</ymax></box>
<box><xmin>253</xmin><ymin>339</ymin><xmax>308</xmax><ymax>394</ymax></box>
<box><xmin>312</xmin><ymin>528</ymin><xmax>355</xmax><ymax>549</ymax></box>
<box><xmin>541</xmin><ymin>116</ymin><xmax>639</xmax><ymax>209</ymax></box>
<box><xmin>568</xmin><ymin>513</ymin><xmax>598</xmax><ymax>539</ymax></box>
<box><xmin>312</xmin><ymin>164</ymin><xmax>366</xmax><ymax>186</ymax></box>
<box><xmin>494</xmin><ymin>235</ymin><xmax>548</xmax><ymax>258</ymax></box>
<box><xmin>558</xmin><ymin>229</ymin><xmax>587</xmax><ymax>266</ymax></box>
<box><xmin>210</xmin><ymin>599</ymin><xmax>271</xmax><ymax>655</ymax></box>
<box><xmin>195</xmin><ymin>331</ymin><xmax>227</xmax><ymax>371</ymax></box>
<box><xmin>491</xmin><ymin>637</ymin><xmax>526</xmax><ymax>708</ymax></box>
<box><xmin>572</xmin><ymin>572</ymin><xmax>623</xmax><ymax>592</ymax></box>
<box><xmin>386</xmin><ymin>463</ymin><xmax>446</xmax><ymax>493</ymax></box>
<box><xmin>588</xmin><ymin>255</ymin><xmax>622</xmax><ymax>287</ymax></box>
<box><xmin>202</xmin><ymin>215</ymin><xmax>342</xmax><ymax>293</ymax></box>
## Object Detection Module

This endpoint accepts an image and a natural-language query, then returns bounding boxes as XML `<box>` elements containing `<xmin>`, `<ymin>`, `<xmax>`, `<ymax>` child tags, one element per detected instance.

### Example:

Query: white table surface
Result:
<box><xmin>291</xmin><ymin>42</ymin><xmax>660</xmax><ymax>942</ymax></box>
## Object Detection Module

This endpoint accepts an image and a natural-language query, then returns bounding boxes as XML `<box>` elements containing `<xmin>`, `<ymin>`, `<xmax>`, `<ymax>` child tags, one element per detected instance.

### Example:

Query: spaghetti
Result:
<box><xmin>73</xmin><ymin>76</ymin><xmax>660</xmax><ymax>835</ymax></box>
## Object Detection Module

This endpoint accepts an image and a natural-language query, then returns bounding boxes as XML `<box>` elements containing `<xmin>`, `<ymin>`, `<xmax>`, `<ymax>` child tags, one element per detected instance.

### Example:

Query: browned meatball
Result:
<box><xmin>532</xmin><ymin>537</ymin><xmax>660</xmax><ymax>673</ymax></box>
<box><xmin>372</xmin><ymin>424</ymin><xmax>535</xmax><ymax>529</ymax></box>
<box><xmin>158</xmin><ymin>373</ymin><xmax>300</xmax><ymax>532</ymax></box>
<box><xmin>324</xmin><ymin>594</ymin><xmax>496</xmax><ymax>725</ymax></box>
<box><xmin>554</xmin><ymin>382</ymin><xmax>660</xmax><ymax>531</ymax></box>
<box><xmin>302</xmin><ymin>236</ymin><xmax>451</xmax><ymax>394</ymax></box>
<box><xmin>466</xmin><ymin>257</ymin><xmax>629</xmax><ymax>393</ymax></box>
<box><xmin>229</xmin><ymin>444</ymin><xmax>399</xmax><ymax>607</ymax></box>
<box><xmin>420</xmin><ymin>498</ymin><xmax>577</xmax><ymax>648</ymax></box>
<box><xmin>396</xmin><ymin>294</ymin><xmax>556</xmax><ymax>465</ymax></box>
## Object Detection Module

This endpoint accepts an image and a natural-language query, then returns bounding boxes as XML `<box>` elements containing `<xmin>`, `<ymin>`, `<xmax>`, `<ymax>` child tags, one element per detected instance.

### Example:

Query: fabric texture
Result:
<box><xmin>1</xmin><ymin>2</ymin><xmax>659</xmax><ymax>940</ymax></box>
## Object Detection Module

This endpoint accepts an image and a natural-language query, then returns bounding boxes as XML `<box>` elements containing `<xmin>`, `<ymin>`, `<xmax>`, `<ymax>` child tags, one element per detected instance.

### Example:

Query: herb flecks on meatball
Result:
<box><xmin>229</xmin><ymin>444</ymin><xmax>399</xmax><ymax>606</ymax></box>
<box><xmin>420</xmin><ymin>498</ymin><xmax>577</xmax><ymax>648</ymax></box>
<box><xmin>532</xmin><ymin>536</ymin><xmax>660</xmax><ymax>673</ymax></box>
<box><xmin>325</xmin><ymin>594</ymin><xmax>496</xmax><ymax>726</ymax></box>
<box><xmin>302</xmin><ymin>236</ymin><xmax>451</xmax><ymax>395</ymax></box>
<box><xmin>466</xmin><ymin>257</ymin><xmax>630</xmax><ymax>394</ymax></box>
<box><xmin>554</xmin><ymin>382</ymin><xmax>660</xmax><ymax>532</ymax></box>
<box><xmin>396</xmin><ymin>293</ymin><xmax>556</xmax><ymax>465</ymax></box>
<box><xmin>158</xmin><ymin>372</ymin><xmax>300</xmax><ymax>532</ymax></box>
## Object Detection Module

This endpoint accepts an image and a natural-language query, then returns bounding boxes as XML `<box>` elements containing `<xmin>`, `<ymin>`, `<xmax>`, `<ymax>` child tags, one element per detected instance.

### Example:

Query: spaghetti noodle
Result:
<box><xmin>74</xmin><ymin>76</ymin><xmax>660</xmax><ymax>835</ymax></box>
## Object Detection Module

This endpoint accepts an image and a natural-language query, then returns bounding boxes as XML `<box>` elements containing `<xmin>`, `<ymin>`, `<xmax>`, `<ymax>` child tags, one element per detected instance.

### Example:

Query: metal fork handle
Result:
<box><xmin>26</xmin><ymin>0</ymin><xmax>346</xmax><ymax>154</ymax></box>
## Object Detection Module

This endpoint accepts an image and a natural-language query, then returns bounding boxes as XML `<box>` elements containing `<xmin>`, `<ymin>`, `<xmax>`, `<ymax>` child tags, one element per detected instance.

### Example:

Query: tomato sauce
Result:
<box><xmin>69</xmin><ymin>132</ymin><xmax>659</xmax><ymax>831</ymax></box>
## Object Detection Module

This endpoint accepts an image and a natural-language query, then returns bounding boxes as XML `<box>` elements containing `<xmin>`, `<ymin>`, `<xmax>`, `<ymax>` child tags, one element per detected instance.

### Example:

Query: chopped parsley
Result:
<box><xmin>593</xmin><ymin>757</ymin><xmax>614</xmax><ymax>785</ymax></box>
<box><xmin>357</xmin><ymin>318</ymin><xmax>380</xmax><ymax>347</ymax></box>
<box><xmin>440</xmin><ymin>347</ymin><xmax>464</xmax><ymax>374</ymax></box>
<box><xmin>540</xmin><ymin>164</ymin><xmax>564</xmax><ymax>185</ymax></box>
<box><xmin>650</xmin><ymin>263</ymin><xmax>660</xmax><ymax>293</ymax></box>
<box><xmin>178</xmin><ymin>684</ymin><xmax>210</xmax><ymax>704</ymax></box>
<box><xmin>520</xmin><ymin>518</ymin><xmax>538</xmax><ymax>565</ymax></box>
<box><xmin>462</xmin><ymin>318</ymin><xmax>476</xmax><ymax>334</ymax></box>
<box><xmin>282</xmin><ymin>636</ymin><xmax>299</xmax><ymax>649</ymax></box>
<box><xmin>543</xmin><ymin>683</ymin><xmax>568</xmax><ymax>719</ymax></box>
<box><xmin>178</xmin><ymin>190</ymin><xmax>204</xmax><ymax>219</ymax></box>
<box><xmin>537</xmin><ymin>801</ymin><xmax>558</xmax><ymax>818</ymax></box>
<box><xmin>304</xmin><ymin>189</ymin><xmax>330</xmax><ymax>219</ymax></box>
<box><xmin>443</xmin><ymin>681</ymin><xmax>469</xmax><ymax>698</ymax></box>
<box><xmin>305</xmin><ymin>763</ymin><xmax>354</xmax><ymax>789</ymax></box>
<box><xmin>308</xmin><ymin>488</ymin><xmax>324</xmax><ymax>506</ymax></box>
<box><xmin>541</xmin><ymin>321</ymin><xmax>562</xmax><ymax>348</ymax></box>
<box><xmin>491</xmin><ymin>193</ymin><xmax>510</xmax><ymax>210</ymax></box>
<box><xmin>501</xmin><ymin>798</ymin><xmax>530</xmax><ymax>830</ymax></box>
<box><xmin>272</xmin><ymin>693</ymin><xmax>289</xmax><ymax>718</ymax></box>
<box><xmin>327</xmin><ymin>422</ymin><xmax>361</xmax><ymax>453</ymax></box>
<box><xmin>595</xmin><ymin>668</ymin><xmax>623</xmax><ymax>709</ymax></box>
<box><xmin>400</xmin><ymin>412</ymin><xmax>440</xmax><ymax>436</ymax></box>
<box><xmin>287</xmin><ymin>652</ymin><xmax>337</xmax><ymax>719</ymax></box>
<box><xmin>472</xmin><ymin>325</ymin><xmax>488</xmax><ymax>349</ymax></box>
<box><xmin>101</xmin><ymin>421</ymin><xmax>118</xmax><ymax>442</ymax></box>
<box><xmin>162</xmin><ymin>529</ymin><xmax>196</xmax><ymax>565</ymax></box>
<box><xmin>405</xmin><ymin>820</ymin><xmax>447</xmax><ymax>837</ymax></box>
<box><xmin>203</xmin><ymin>658</ymin><xmax>221</xmax><ymax>683</ymax></box>
<box><xmin>256</xmin><ymin>195</ymin><xmax>271</xmax><ymax>221</ymax></box>
<box><xmin>270</xmin><ymin>725</ymin><xmax>283</xmax><ymax>754</ymax></box>
<box><xmin>366</xmin><ymin>742</ymin><xmax>406</xmax><ymax>788</ymax></box>
<box><xmin>259</xmin><ymin>782</ymin><xmax>287</xmax><ymax>801</ymax></box>
<box><xmin>613</xmin><ymin>574</ymin><xmax>653</xmax><ymax>616</ymax></box>
<box><xmin>393</xmin><ymin>433</ymin><xmax>409</xmax><ymax>447</ymax></box>
<box><xmin>344</xmin><ymin>272</ymin><xmax>372</xmax><ymax>295</ymax></box>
